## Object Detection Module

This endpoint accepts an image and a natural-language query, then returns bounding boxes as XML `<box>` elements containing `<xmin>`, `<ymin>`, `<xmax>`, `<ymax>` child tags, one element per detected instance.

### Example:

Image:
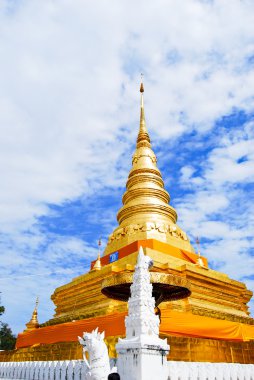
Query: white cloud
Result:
<box><xmin>0</xmin><ymin>233</ymin><xmax>95</xmax><ymax>332</ymax></box>
<box><xmin>175</xmin><ymin>120</ymin><xmax>254</xmax><ymax>314</ymax></box>
<box><xmin>206</xmin><ymin>138</ymin><xmax>254</xmax><ymax>184</ymax></box>
<box><xmin>180</xmin><ymin>166</ymin><xmax>196</xmax><ymax>184</ymax></box>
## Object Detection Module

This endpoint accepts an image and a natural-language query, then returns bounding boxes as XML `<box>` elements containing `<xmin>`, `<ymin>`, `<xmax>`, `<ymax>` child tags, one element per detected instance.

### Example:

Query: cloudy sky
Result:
<box><xmin>0</xmin><ymin>0</ymin><xmax>253</xmax><ymax>334</ymax></box>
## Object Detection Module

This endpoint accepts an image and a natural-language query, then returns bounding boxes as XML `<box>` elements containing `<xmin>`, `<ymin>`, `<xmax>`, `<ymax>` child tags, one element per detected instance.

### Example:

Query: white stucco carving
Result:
<box><xmin>78</xmin><ymin>328</ymin><xmax>110</xmax><ymax>380</ymax></box>
<box><xmin>116</xmin><ymin>246</ymin><xmax>170</xmax><ymax>380</ymax></box>
<box><xmin>125</xmin><ymin>249</ymin><xmax>159</xmax><ymax>339</ymax></box>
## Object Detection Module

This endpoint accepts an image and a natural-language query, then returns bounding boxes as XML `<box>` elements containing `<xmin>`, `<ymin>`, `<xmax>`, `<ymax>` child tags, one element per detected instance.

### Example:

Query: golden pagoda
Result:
<box><xmin>24</xmin><ymin>298</ymin><xmax>39</xmax><ymax>332</ymax></box>
<box><xmin>1</xmin><ymin>81</ymin><xmax>254</xmax><ymax>364</ymax></box>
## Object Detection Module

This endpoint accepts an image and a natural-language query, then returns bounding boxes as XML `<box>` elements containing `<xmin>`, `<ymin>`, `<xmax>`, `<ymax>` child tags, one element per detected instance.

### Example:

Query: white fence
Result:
<box><xmin>0</xmin><ymin>361</ymin><xmax>88</xmax><ymax>380</ymax></box>
<box><xmin>0</xmin><ymin>360</ymin><xmax>253</xmax><ymax>379</ymax></box>
<box><xmin>168</xmin><ymin>361</ymin><xmax>254</xmax><ymax>380</ymax></box>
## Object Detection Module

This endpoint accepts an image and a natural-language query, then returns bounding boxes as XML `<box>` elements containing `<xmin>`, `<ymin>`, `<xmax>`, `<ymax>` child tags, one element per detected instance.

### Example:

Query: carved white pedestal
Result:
<box><xmin>116</xmin><ymin>247</ymin><xmax>170</xmax><ymax>380</ymax></box>
<box><xmin>117</xmin><ymin>337</ymin><xmax>169</xmax><ymax>380</ymax></box>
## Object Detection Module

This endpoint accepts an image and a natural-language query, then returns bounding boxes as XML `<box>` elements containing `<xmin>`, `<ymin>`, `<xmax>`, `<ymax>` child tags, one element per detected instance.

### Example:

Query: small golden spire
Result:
<box><xmin>93</xmin><ymin>238</ymin><xmax>102</xmax><ymax>271</ymax></box>
<box><xmin>137</xmin><ymin>74</ymin><xmax>150</xmax><ymax>148</ymax></box>
<box><xmin>196</xmin><ymin>237</ymin><xmax>204</xmax><ymax>267</ymax></box>
<box><xmin>24</xmin><ymin>297</ymin><xmax>39</xmax><ymax>332</ymax></box>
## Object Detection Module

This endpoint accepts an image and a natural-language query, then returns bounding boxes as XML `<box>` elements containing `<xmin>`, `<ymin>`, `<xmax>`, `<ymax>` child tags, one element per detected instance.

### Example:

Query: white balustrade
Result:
<box><xmin>167</xmin><ymin>361</ymin><xmax>254</xmax><ymax>380</ymax></box>
<box><xmin>0</xmin><ymin>360</ymin><xmax>88</xmax><ymax>380</ymax></box>
<box><xmin>0</xmin><ymin>360</ymin><xmax>253</xmax><ymax>379</ymax></box>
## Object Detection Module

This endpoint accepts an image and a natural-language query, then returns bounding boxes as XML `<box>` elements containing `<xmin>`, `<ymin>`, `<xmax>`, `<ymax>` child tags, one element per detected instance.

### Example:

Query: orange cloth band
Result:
<box><xmin>16</xmin><ymin>310</ymin><xmax>254</xmax><ymax>349</ymax></box>
<box><xmin>91</xmin><ymin>239</ymin><xmax>208</xmax><ymax>269</ymax></box>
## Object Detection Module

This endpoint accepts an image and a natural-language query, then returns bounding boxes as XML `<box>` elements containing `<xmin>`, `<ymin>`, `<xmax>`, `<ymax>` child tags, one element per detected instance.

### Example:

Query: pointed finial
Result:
<box><xmin>196</xmin><ymin>237</ymin><xmax>200</xmax><ymax>256</ymax></box>
<box><xmin>98</xmin><ymin>237</ymin><xmax>102</xmax><ymax>259</ymax></box>
<box><xmin>140</xmin><ymin>73</ymin><xmax>144</xmax><ymax>93</ymax></box>
<box><xmin>93</xmin><ymin>238</ymin><xmax>102</xmax><ymax>270</ymax></box>
<box><xmin>137</xmin><ymin>246</ymin><xmax>153</xmax><ymax>269</ymax></box>
<box><xmin>24</xmin><ymin>297</ymin><xmax>39</xmax><ymax>332</ymax></box>
<box><xmin>35</xmin><ymin>296</ymin><xmax>39</xmax><ymax>310</ymax></box>
<box><xmin>137</xmin><ymin>246</ymin><xmax>145</xmax><ymax>264</ymax></box>
<box><xmin>196</xmin><ymin>237</ymin><xmax>204</xmax><ymax>267</ymax></box>
<box><xmin>137</xmin><ymin>73</ymin><xmax>150</xmax><ymax>147</ymax></box>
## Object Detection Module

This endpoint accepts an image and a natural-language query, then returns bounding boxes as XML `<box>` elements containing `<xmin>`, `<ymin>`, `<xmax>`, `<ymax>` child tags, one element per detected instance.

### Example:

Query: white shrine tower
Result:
<box><xmin>116</xmin><ymin>247</ymin><xmax>170</xmax><ymax>380</ymax></box>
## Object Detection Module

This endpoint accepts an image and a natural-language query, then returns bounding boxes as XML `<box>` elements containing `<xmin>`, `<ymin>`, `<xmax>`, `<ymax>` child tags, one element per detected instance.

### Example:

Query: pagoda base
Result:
<box><xmin>1</xmin><ymin>336</ymin><xmax>253</xmax><ymax>364</ymax></box>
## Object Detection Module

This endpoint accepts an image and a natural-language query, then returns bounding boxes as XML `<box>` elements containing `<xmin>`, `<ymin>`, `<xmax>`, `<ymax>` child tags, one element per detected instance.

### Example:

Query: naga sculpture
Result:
<box><xmin>78</xmin><ymin>328</ymin><xmax>111</xmax><ymax>380</ymax></box>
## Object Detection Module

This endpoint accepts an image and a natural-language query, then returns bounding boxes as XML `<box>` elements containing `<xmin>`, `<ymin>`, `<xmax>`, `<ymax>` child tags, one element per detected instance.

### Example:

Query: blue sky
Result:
<box><xmin>0</xmin><ymin>0</ymin><xmax>254</xmax><ymax>334</ymax></box>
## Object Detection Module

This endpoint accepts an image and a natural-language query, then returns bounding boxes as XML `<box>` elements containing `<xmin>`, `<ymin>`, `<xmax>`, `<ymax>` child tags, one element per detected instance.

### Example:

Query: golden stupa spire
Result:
<box><xmin>24</xmin><ymin>297</ymin><xmax>39</xmax><ymax>332</ymax></box>
<box><xmin>115</xmin><ymin>76</ymin><xmax>177</xmax><ymax>227</ymax></box>
<box><xmin>137</xmin><ymin>74</ymin><xmax>151</xmax><ymax>148</ymax></box>
<box><xmin>93</xmin><ymin>238</ymin><xmax>102</xmax><ymax>270</ymax></box>
<box><xmin>104</xmin><ymin>77</ymin><xmax>196</xmax><ymax>256</ymax></box>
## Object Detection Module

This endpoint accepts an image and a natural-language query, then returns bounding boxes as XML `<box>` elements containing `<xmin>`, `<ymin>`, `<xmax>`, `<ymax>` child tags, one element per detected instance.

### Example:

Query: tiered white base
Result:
<box><xmin>117</xmin><ymin>338</ymin><xmax>169</xmax><ymax>380</ymax></box>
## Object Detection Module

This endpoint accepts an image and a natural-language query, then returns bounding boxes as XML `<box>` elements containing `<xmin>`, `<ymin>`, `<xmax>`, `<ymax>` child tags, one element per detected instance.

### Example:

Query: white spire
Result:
<box><xmin>116</xmin><ymin>247</ymin><xmax>170</xmax><ymax>380</ymax></box>
<box><xmin>125</xmin><ymin>246</ymin><xmax>159</xmax><ymax>338</ymax></box>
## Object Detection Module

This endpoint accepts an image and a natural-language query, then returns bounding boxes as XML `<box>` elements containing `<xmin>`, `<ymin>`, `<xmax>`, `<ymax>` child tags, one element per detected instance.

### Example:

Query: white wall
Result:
<box><xmin>168</xmin><ymin>361</ymin><xmax>254</xmax><ymax>380</ymax></box>
<box><xmin>0</xmin><ymin>360</ymin><xmax>253</xmax><ymax>380</ymax></box>
<box><xmin>0</xmin><ymin>360</ymin><xmax>87</xmax><ymax>380</ymax></box>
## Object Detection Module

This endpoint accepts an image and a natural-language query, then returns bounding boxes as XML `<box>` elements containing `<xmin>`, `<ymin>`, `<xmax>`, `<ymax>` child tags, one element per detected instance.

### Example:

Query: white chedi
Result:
<box><xmin>125</xmin><ymin>250</ymin><xmax>160</xmax><ymax>339</ymax></box>
<box><xmin>116</xmin><ymin>247</ymin><xmax>169</xmax><ymax>380</ymax></box>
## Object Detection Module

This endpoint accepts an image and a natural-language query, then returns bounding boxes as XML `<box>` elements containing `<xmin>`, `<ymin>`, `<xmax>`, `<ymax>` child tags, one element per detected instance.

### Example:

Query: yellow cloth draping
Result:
<box><xmin>160</xmin><ymin>310</ymin><xmax>254</xmax><ymax>341</ymax></box>
<box><xmin>16</xmin><ymin>310</ymin><xmax>254</xmax><ymax>349</ymax></box>
<box><xmin>16</xmin><ymin>312</ymin><xmax>126</xmax><ymax>349</ymax></box>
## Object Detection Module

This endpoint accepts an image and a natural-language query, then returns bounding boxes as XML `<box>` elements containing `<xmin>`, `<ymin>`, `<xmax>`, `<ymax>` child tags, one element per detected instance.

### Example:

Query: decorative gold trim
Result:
<box><xmin>191</xmin><ymin>306</ymin><xmax>254</xmax><ymax>324</ymax></box>
<box><xmin>108</xmin><ymin>222</ymin><xmax>188</xmax><ymax>244</ymax></box>
<box><xmin>101</xmin><ymin>271</ymin><xmax>191</xmax><ymax>305</ymax></box>
<box><xmin>101</xmin><ymin>272</ymin><xmax>190</xmax><ymax>289</ymax></box>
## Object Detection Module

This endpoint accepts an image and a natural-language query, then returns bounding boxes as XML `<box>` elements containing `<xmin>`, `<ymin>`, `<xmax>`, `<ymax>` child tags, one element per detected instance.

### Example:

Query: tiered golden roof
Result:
<box><xmin>105</xmin><ymin>81</ymin><xmax>193</xmax><ymax>255</ymax></box>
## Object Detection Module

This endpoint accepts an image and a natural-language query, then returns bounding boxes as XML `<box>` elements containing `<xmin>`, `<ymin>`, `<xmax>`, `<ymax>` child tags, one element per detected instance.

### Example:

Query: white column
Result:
<box><xmin>116</xmin><ymin>247</ymin><xmax>169</xmax><ymax>380</ymax></box>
